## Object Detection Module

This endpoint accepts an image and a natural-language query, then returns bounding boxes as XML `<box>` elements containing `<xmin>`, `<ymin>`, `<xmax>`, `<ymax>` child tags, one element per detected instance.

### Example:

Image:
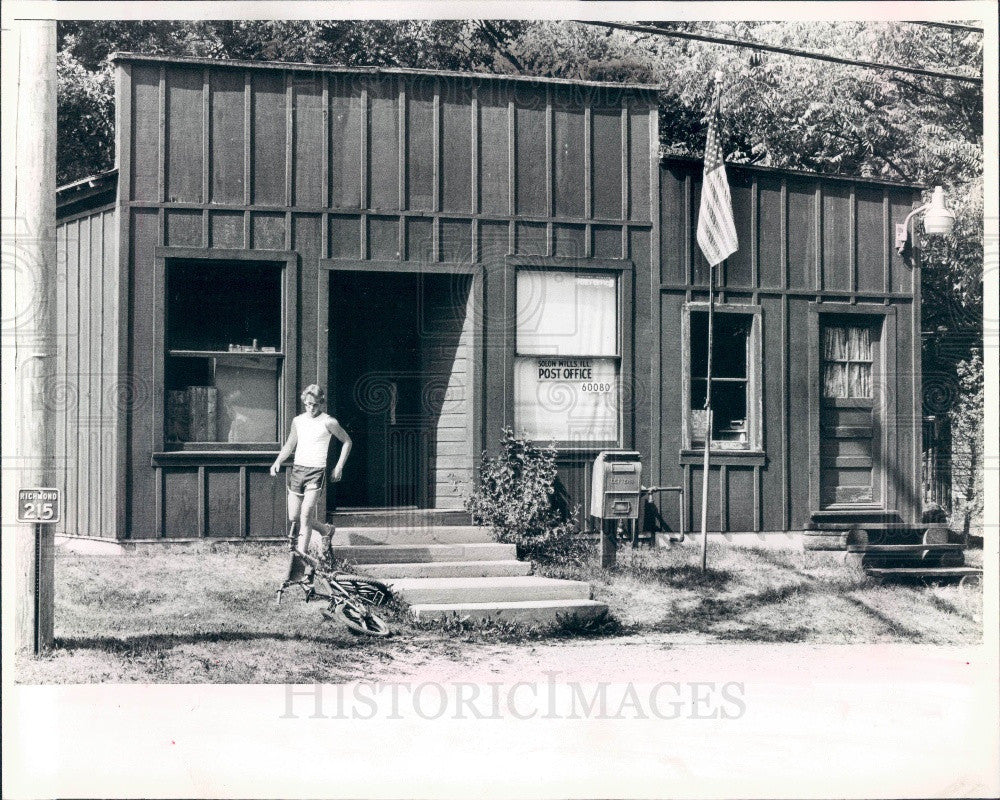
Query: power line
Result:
<box><xmin>578</xmin><ymin>21</ymin><xmax>982</xmax><ymax>86</ymax></box>
<box><xmin>906</xmin><ymin>21</ymin><xmax>985</xmax><ymax>34</ymax></box>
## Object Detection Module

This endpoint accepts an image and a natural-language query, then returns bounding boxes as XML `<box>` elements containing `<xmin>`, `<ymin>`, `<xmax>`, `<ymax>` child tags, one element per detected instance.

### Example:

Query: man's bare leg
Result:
<box><xmin>299</xmin><ymin>488</ymin><xmax>336</xmax><ymax>567</ymax></box>
<box><xmin>285</xmin><ymin>491</ymin><xmax>307</xmax><ymax>582</ymax></box>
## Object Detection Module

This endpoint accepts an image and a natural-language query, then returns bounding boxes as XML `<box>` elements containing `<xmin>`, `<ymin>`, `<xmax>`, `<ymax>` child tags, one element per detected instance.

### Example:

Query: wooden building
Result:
<box><xmin>54</xmin><ymin>54</ymin><xmax>925</xmax><ymax>542</ymax></box>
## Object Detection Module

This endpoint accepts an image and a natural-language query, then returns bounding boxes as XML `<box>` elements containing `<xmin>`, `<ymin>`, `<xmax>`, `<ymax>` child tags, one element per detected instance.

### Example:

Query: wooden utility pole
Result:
<box><xmin>3</xmin><ymin>19</ymin><xmax>58</xmax><ymax>654</ymax></box>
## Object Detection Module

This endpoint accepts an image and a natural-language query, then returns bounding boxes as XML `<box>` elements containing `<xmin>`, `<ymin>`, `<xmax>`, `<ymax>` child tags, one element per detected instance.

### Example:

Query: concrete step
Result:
<box><xmin>329</xmin><ymin>509</ymin><xmax>470</xmax><ymax>528</ymax></box>
<box><xmin>329</xmin><ymin>542</ymin><xmax>516</xmax><ymax>565</ymax></box>
<box><xmin>410</xmin><ymin>598</ymin><xmax>609</xmax><ymax>625</ymax></box>
<box><xmin>356</xmin><ymin>559</ymin><xmax>533</xmax><ymax>579</ymax></box>
<box><xmin>343</xmin><ymin>525</ymin><xmax>493</xmax><ymax>546</ymax></box>
<box><xmin>387</xmin><ymin>575</ymin><xmax>593</xmax><ymax>605</ymax></box>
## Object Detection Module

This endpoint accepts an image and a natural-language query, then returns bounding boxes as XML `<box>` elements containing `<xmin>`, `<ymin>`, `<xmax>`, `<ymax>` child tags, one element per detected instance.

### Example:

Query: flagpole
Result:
<box><xmin>700</xmin><ymin>261</ymin><xmax>715</xmax><ymax>572</ymax></box>
<box><xmin>694</xmin><ymin>70</ymin><xmax>734</xmax><ymax>573</ymax></box>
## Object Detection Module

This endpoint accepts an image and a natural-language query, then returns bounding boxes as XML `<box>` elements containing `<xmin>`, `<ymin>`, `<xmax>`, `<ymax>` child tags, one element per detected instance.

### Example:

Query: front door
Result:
<box><xmin>329</xmin><ymin>272</ymin><xmax>429</xmax><ymax>509</ymax></box>
<box><xmin>819</xmin><ymin>318</ymin><xmax>882</xmax><ymax>508</ymax></box>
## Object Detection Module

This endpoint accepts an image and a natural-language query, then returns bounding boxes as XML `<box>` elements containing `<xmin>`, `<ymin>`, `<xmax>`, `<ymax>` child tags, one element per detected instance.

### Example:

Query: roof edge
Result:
<box><xmin>111</xmin><ymin>52</ymin><xmax>662</xmax><ymax>94</ymax></box>
<box><xmin>661</xmin><ymin>154</ymin><xmax>928</xmax><ymax>192</ymax></box>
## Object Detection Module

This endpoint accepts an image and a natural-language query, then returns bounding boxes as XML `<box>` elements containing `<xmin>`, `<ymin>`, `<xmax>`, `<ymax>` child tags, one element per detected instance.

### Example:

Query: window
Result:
<box><xmin>514</xmin><ymin>270</ymin><xmax>620</xmax><ymax>444</ymax></box>
<box><xmin>684</xmin><ymin>306</ymin><xmax>761</xmax><ymax>452</ymax></box>
<box><xmin>165</xmin><ymin>260</ymin><xmax>284</xmax><ymax>445</ymax></box>
<box><xmin>822</xmin><ymin>324</ymin><xmax>872</xmax><ymax>399</ymax></box>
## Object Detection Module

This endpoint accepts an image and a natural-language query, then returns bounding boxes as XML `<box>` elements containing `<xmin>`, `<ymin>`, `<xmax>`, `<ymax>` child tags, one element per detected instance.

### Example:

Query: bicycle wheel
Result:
<box><xmin>335</xmin><ymin>602</ymin><xmax>391</xmax><ymax>637</ymax></box>
<box><xmin>335</xmin><ymin>574</ymin><xmax>392</xmax><ymax>607</ymax></box>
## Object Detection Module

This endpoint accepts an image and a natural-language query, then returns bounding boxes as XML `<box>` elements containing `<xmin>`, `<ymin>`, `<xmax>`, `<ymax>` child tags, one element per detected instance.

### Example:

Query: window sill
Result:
<box><xmin>153</xmin><ymin>449</ymin><xmax>280</xmax><ymax>467</ymax></box>
<box><xmin>679</xmin><ymin>449</ymin><xmax>766</xmax><ymax>467</ymax></box>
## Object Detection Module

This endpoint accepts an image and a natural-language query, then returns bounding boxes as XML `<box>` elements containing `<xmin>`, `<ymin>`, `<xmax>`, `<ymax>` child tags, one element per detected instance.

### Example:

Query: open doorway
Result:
<box><xmin>328</xmin><ymin>270</ymin><xmax>474</xmax><ymax>510</ymax></box>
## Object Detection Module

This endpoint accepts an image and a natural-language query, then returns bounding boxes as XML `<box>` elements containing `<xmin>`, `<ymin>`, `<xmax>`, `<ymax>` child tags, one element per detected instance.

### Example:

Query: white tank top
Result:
<box><xmin>293</xmin><ymin>412</ymin><xmax>334</xmax><ymax>468</ymax></box>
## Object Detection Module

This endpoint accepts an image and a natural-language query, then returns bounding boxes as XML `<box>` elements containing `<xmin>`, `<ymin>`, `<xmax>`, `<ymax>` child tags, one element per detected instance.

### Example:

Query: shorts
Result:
<box><xmin>287</xmin><ymin>464</ymin><xmax>326</xmax><ymax>495</ymax></box>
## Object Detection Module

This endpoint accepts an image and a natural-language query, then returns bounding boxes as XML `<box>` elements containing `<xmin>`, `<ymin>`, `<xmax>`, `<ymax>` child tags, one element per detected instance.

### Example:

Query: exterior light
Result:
<box><xmin>895</xmin><ymin>185</ymin><xmax>955</xmax><ymax>257</ymax></box>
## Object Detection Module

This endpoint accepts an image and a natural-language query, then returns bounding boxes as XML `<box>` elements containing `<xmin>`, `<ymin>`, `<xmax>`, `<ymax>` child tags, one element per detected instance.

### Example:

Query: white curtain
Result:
<box><xmin>516</xmin><ymin>271</ymin><xmax>617</xmax><ymax>355</ymax></box>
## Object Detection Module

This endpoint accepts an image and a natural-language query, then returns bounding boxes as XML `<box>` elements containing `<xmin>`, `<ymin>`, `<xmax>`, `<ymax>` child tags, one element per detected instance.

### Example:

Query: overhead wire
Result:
<box><xmin>576</xmin><ymin>20</ymin><xmax>983</xmax><ymax>86</ymax></box>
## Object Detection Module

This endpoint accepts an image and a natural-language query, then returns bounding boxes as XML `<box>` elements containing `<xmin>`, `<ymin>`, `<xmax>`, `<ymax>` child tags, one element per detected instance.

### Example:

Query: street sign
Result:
<box><xmin>16</xmin><ymin>488</ymin><xmax>61</xmax><ymax>524</ymax></box>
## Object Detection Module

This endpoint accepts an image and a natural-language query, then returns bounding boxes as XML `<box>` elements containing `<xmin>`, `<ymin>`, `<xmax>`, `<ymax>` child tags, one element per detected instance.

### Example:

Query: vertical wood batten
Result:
<box><xmin>432</xmin><ymin>80</ymin><xmax>441</xmax><ymax>213</ymax></box>
<box><xmin>198</xmin><ymin>466</ymin><xmax>206</xmax><ymax>537</ymax></box>
<box><xmin>507</xmin><ymin>97</ymin><xmax>515</xmax><ymax>251</ymax></box>
<box><xmin>115</xmin><ymin>63</ymin><xmax>132</xmax><ymax>539</ymax></box>
<box><xmin>470</xmin><ymin>91</ymin><xmax>479</xmax><ymax>215</ymax></box>
<box><xmin>399</xmin><ymin>83</ymin><xmax>407</xmax><ymax>217</ymax></box>
<box><xmin>584</xmin><ymin>104</ymin><xmax>593</xmax><ymax>220</ymax></box>
<box><xmin>322</xmin><ymin>74</ymin><xmax>330</xmax><ymax>258</ymax></box>
<box><xmin>201</xmin><ymin>68</ymin><xmax>210</xmax><ymax>245</ymax></box>
<box><xmin>780</xmin><ymin>179</ymin><xmax>790</xmax><ymax>529</ymax></box>
<box><xmin>360</xmin><ymin>85</ymin><xmax>370</xmax><ymax>210</ymax></box>
<box><xmin>154</xmin><ymin>467</ymin><xmax>164</xmax><ymax>538</ymax></box>
<box><xmin>243</xmin><ymin>71</ymin><xmax>251</xmax><ymax>247</ymax></box>
<box><xmin>882</xmin><ymin>190</ymin><xmax>891</xmax><ymax>296</ymax></box>
<box><xmin>720</xmin><ymin>464</ymin><xmax>728</xmax><ymax>531</ymax></box>
<box><xmin>620</xmin><ymin>103</ymin><xmax>629</xmax><ymax>221</ymax></box>
<box><xmin>814</xmin><ymin>183</ymin><xmax>823</xmax><ymax>295</ymax></box>
<box><xmin>239</xmin><ymin>466</ymin><xmax>248</xmax><ymax>537</ymax></box>
<box><xmin>158</xmin><ymin>66</ymin><xmax>166</xmax><ymax>204</ymax></box>
<box><xmin>284</xmin><ymin>72</ymin><xmax>293</xmax><ymax>208</ymax></box>
<box><xmin>849</xmin><ymin>184</ymin><xmax>857</xmax><ymax>299</ymax></box>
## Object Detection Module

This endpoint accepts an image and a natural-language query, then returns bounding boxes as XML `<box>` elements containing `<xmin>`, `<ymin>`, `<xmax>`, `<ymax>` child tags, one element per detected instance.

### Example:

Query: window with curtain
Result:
<box><xmin>514</xmin><ymin>270</ymin><xmax>619</xmax><ymax>443</ymax></box>
<box><xmin>823</xmin><ymin>324</ymin><xmax>873</xmax><ymax>399</ymax></box>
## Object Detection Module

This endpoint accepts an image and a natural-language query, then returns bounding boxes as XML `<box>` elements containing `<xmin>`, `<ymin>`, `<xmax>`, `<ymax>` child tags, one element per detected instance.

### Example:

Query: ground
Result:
<box><xmin>14</xmin><ymin>542</ymin><xmax>982</xmax><ymax>684</ymax></box>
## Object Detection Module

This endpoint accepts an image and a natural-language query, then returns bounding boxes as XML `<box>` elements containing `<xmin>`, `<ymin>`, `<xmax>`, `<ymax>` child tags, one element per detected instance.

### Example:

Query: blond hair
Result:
<box><xmin>300</xmin><ymin>384</ymin><xmax>326</xmax><ymax>403</ymax></box>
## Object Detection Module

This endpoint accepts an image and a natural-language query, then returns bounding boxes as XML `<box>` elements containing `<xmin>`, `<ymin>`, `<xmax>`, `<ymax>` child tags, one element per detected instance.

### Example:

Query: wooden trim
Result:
<box><xmin>684</xmin><ymin>172</ymin><xmax>693</xmax><ymax>285</ymax></box>
<box><xmin>661</xmin><ymin>285</ymin><xmax>916</xmax><ymax>302</ymax></box>
<box><xmin>202</xmin><ymin>68</ymin><xmax>210</xmax><ymax>205</ymax></box>
<box><xmin>814</xmin><ymin>183</ymin><xmax>823</xmax><ymax>293</ymax></box>
<box><xmin>649</xmin><ymin>110</ymin><xmax>663</xmax><ymax>483</ymax></box>
<box><xmin>470</xmin><ymin>88</ymin><xmax>479</xmax><ymax>215</ymax></box>
<box><xmin>360</xmin><ymin>85</ymin><xmax>369</xmax><ymax>209</ymax></box>
<box><xmin>239</xmin><ymin>466</ymin><xmax>248</xmax><ymax>537</ymax></box>
<box><xmin>807</xmin><ymin>306</ymin><xmax>820</xmax><ymax>512</ymax></box>
<box><xmin>243</xmin><ymin>71</ymin><xmax>251</xmax><ymax>207</ymax></box>
<box><xmin>284</xmin><ymin>72</ymin><xmax>293</xmax><ymax>208</ymax></box>
<box><xmin>679</xmin><ymin>451</ymin><xmax>767</xmax><ymax>467</ymax></box>
<box><xmin>154</xmin><ymin>245</ymin><xmax>296</xmax><ymax>261</ymax></box>
<box><xmin>115</xmin><ymin>63</ymin><xmax>133</xmax><ymax>539</ymax></box>
<box><xmin>158</xmin><ymin>66</ymin><xmax>166</xmax><ymax>203</ymax></box>
<box><xmin>152</xmin><ymin>451</ymin><xmax>279</xmax><ymax>466</ymax></box>
<box><xmin>882</xmin><ymin>189</ymin><xmax>891</xmax><ymax>296</ymax></box>
<box><xmin>506</xmin><ymin>255</ymin><xmax>634</xmax><ymax>271</ymax></box>
<box><xmin>197</xmin><ymin>465</ymin><xmax>206</xmax><ymax>537</ymax></box>
<box><xmin>322</xmin><ymin>74</ymin><xmax>330</xmax><ymax>216</ymax></box>
<box><xmin>781</xmin><ymin>293</ymin><xmax>789</xmax><ymax>530</ymax></box>
<box><xmin>584</xmin><ymin>104</ymin><xmax>593</xmax><ymax>220</ymax></box>
<box><xmin>154</xmin><ymin>467</ymin><xmax>164</xmax><ymax>538</ymax></box>
<box><xmin>472</xmin><ymin>269</ymin><xmax>485</xmax><ymax>479</ymax></box>
<box><xmin>849</xmin><ymin>184</ymin><xmax>857</xmax><ymax>297</ymax></box>
<box><xmin>620</xmin><ymin>102</ymin><xmax>629</xmax><ymax>220</ymax></box>
<box><xmin>318</xmin><ymin>258</ymin><xmax>476</xmax><ymax>275</ymax></box>
<box><xmin>751</xmin><ymin>174</ymin><xmax>759</xmax><ymax>290</ymax></box>
<box><xmin>720</xmin><ymin>464</ymin><xmax>728</xmax><ymax>531</ymax></box>
<box><xmin>507</xmin><ymin>96</ymin><xmax>515</xmax><ymax>217</ymax></box>
<box><xmin>753</xmin><ymin>464</ymin><xmax>761</xmax><ymax>532</ymax></box>
<box><xmin>432</xmin><ymin>79</ymin><xmax>441</xmax><ymax>213</ymax></box>
<box><xmin>125</xmin><ymin>200</ymin><xmax>655</xmax><ymax>229</ymax></box>
<box><xmin>910</xmin><ymin>221</ymin><xmax>923</xmax><ymax>524</ymax></box>
<box><xmin>807</xmin><ymin>301</ymin><xmax>896</xmax><ymax>317</ymax></box>
<box><xmin>399</xmin><ymin>81</ymin><xmax>407</xmax><ymax>212</ymax></box>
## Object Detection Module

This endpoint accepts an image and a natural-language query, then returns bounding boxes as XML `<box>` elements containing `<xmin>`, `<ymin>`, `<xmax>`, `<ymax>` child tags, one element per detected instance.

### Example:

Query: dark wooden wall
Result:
<box><xmin>117</xmin><ymin>55</ymin><xmax>658</xmax><ymax>539</ymax></box>
<box><xmin>55</xmin><ymin>205</ymin><xmax>120</xmax><ymax>538</ymax></box>
<box><xmin>653</xmin><ymin>159</ymin><xmax>922</xmax><ymax>532</ymax></box>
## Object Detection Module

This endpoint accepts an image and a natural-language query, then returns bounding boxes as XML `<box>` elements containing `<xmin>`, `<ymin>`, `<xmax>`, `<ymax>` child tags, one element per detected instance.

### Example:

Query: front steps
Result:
<box><xmin>327</xmin><ymin>523</ymin><xmax>608</xmax><ymax>627</ymax></box>
<box><xmin>802</xmin><ymin>520</ymin><xmax>982</xmax><ymax>584</ymax></box>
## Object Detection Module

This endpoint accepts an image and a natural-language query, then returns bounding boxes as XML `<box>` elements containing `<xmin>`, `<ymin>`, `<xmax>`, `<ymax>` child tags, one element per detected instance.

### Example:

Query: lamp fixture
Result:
<box><xmin>895</xmin><ymin>185</ymin><xmax>955</xmax><ymax>256</ymax></box>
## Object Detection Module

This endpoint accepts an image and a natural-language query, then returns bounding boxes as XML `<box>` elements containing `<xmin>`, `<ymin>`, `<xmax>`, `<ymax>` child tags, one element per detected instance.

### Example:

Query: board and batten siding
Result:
<box><xmin>54</xmin><ymin>206</ymin><xmax>120</xmax><ymax>538</ymax></box>
<box><xmin>654</xmin><ymin>158</ymin><xmax>923</xmax><ymax>534</ymax></box>
<box><xmin>116</xmin><ymin>55</ymin><xmax>658</xmax><ymax>538</ymax></box>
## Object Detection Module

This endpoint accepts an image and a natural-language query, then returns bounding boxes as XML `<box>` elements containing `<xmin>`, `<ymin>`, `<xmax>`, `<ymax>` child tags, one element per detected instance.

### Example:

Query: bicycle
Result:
<box><xmin>275</xmin><ymin>528</ymin><xmax>393</xmax><ymax>637</ymax></box>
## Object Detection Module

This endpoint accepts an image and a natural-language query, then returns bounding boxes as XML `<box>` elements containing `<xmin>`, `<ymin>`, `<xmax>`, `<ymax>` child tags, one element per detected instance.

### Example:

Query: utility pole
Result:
<box><xmin>3</xmin><ymin>19</ymin><xmax>58</xmax><ymax>654</ymax></box>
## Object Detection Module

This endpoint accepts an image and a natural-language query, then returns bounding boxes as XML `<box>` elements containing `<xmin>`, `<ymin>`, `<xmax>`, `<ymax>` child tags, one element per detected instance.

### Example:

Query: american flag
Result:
<box><xmin>696</xmin><ymin>82</ymin><xmax>738</xmax><ymax>267</ymax></box>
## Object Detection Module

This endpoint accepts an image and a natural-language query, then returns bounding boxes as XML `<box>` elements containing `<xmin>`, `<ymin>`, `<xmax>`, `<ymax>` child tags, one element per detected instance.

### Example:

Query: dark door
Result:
<box><xmin>329</xmin><ymin>272</ymin><xmax>430</xmax><ymax>509</ymax></box>
<box><xmin>819</xmin><ymin>318</ymin><xmax>882</xmax><ymax>508</ymax></box>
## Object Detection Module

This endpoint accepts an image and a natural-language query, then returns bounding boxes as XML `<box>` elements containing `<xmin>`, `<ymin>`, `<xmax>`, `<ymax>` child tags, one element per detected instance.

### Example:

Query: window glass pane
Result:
<box><xmin>847</xmin><ymin>326</ymin><xmax>871</xmax><ymax>362</ymax></box>
<box><xmin>166</xmin><ymin>355</ymin><xmax>279</xmax><ymax>443</ymax></box>
<box><xmin>823</xmin><ymin>363</ymin><xmax>847</xmax><ymax>398</ymax></box>
<box><xmin>690</xmin><ymin>312</ymin><xmax>749</xmax><ymax>379</ymax></box>
<box><xmin>516</xmin><ymin>271</ymin><xmax>616</xmax><ymax>355</ymax></box>
<box><xmin>514</xmin><ymin>356</ymin><xmax>618</xmax><ymax>441</ymax></box>
<box><xmin>168</xmin><ymin>261</ymin><xmax>281</xmax><ymax>351</ymax></box>
<box><xmin>848</xmin><ymin>363</ymin><xmax>871</xmax><ymax>398</ymax></box>
<box><xmin>824</xmin><ymin>326</ymin><xmax>847</xmax><ymax>360</ymax></box>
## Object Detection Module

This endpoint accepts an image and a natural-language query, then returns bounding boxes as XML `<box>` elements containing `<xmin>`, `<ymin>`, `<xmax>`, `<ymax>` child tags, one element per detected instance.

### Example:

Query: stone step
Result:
<box><xmin>410</xmin><ymin>598</ymin><xmax>609</xmax><ymax>626</ymax></box>
<box><xmin>386</xmin><ymin>576</ymin><xmax>593</xmax><ymax>605</ymax></box>
<box><xmin>329</xmin><ymin>542</ymin><xmax>516</xmax><ymax>565</ymax></box>
<box><xmin>342</xmin><ymin>525</ymin><xmax>494</xmax><ymax>546</ymax></box>
<box><xmin>846</xmin><ymin>543</ymin><xmax>964</xmax><ymax>553</ymax></box>
<box><xmin>356</xmin><ymin>559</ymin><xmax>533</xmax><ymax>579</ymax></box>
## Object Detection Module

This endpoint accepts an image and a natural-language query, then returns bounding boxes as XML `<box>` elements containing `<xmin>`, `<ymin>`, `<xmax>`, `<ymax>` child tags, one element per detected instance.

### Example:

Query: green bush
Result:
<box><xmin>465</xmin><ymin>429</ymin><xmax>590</xmax><ymax>563</ymax></box>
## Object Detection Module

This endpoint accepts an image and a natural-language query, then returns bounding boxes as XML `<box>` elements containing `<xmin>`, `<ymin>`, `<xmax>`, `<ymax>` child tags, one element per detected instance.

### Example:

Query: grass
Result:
<box><xmin>14</xmin><ymin>541</ymin><xmax>983</xmax><ymax>683</ymax></box>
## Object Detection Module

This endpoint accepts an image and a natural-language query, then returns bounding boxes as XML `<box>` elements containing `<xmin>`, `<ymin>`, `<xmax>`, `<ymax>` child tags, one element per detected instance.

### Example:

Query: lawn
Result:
<box><xmin>15</xmin><ymin>542</ymin><xmax>983</xmax><ymax>683</ymax></box>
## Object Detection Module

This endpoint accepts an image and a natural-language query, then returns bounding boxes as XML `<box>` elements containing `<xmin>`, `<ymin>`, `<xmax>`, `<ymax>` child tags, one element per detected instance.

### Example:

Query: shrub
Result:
<box><xmin>465</xmin><ymin>429</ymin><xmax>590</xmax><ymax>563</ymax></box>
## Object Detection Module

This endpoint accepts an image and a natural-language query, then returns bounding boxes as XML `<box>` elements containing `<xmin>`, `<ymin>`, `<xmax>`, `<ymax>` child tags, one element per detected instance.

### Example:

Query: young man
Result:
<box><xmin>270</xmin><ymin>385</ymin><xmax>351</xmax><ymax>575</ymax></box>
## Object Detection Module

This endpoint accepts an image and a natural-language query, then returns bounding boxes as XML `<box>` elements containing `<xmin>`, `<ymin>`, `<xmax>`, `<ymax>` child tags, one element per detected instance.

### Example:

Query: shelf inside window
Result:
<box><xmin>168</xmin><ymin>350</ymin><xmax>284</xmax><ymax>358</ymax></box>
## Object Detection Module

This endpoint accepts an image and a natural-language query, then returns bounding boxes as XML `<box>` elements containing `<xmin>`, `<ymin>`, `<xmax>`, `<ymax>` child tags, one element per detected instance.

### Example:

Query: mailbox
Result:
<box><xmin>590</xmin><ymin>450</ymin><xmax>642</xmax><ymax>521</ymax></box>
